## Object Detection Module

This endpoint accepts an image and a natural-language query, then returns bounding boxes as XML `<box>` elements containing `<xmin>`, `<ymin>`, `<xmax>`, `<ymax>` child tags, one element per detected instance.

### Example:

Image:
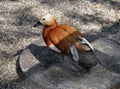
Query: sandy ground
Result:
<box><xmin>0</xmin><ymin>0</ymin><xmax>120</xmax><ymax>88</ymax></box>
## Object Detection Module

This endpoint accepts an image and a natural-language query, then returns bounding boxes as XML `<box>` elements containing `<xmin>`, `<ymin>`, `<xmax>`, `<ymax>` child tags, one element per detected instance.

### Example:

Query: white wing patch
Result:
<box><xmin>77</xmin><ymin>36</ymin><xmax>94</xmax><ymax>51</ymax></box>
<box><xmin>49</xmin><ymin>44</ymin><xmax>61</xmax><ymax>53</ymax></box>
<box><xmin>70</xmin><ymin>44</ymin><xmax>79</xmax><ymax>61</ymax></box>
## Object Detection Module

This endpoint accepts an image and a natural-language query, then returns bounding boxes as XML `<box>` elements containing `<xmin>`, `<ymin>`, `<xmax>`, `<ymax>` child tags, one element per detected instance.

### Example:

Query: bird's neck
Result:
<box><xmin>43</xmin><ymin>25</ymin><xmax>57</xmax><ymax>37</ymax></box>
<box><xmin>44</xmin><ymin>25</ymin><xmax>56</xmax><ymax>30</ymax></box>
<box><xmin>44</xmin><ymin>24</ymin><xmax>57</xmax><ymax>31</ymax></box>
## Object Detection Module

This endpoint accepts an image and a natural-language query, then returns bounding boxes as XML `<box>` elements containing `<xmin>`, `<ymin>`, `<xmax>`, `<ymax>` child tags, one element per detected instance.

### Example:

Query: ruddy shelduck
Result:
<box><xmin>33</xmin><ymin>14</ymin><xmax>97</xmax><ymax>71</ymax></box>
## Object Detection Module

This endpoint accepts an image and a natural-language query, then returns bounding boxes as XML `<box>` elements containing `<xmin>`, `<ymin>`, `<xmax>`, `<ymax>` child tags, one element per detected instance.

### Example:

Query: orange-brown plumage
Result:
<box><xmin>45</xmin><ymin>25</ymin><xmax>86</xmax><ymax>52</ymax></box>
<box><xmin>33</xmin><ymin>14</ymin><xmax>97</xmax><ymax>71</ymax></box>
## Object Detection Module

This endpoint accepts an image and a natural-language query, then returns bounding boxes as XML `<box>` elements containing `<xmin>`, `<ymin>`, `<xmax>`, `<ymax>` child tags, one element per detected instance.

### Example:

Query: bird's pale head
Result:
<box><xmin>33</xmin><ymin>14</ymin><xmax>57</xmax><ymax>27</ymax></box>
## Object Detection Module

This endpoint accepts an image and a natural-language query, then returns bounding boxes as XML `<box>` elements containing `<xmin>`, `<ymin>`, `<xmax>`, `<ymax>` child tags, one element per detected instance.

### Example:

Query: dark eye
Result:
<box><xmin>43</xmin><ymin>18</ymin><xmax>45</xmax><ymax>20</ymax></box>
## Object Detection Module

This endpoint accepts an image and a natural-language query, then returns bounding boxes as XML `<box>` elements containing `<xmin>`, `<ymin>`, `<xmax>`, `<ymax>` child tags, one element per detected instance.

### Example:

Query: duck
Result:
<box><xmin>33</xmin><ymin>14</ymin><xmax>97</xmax><ymax>72</ymax></box>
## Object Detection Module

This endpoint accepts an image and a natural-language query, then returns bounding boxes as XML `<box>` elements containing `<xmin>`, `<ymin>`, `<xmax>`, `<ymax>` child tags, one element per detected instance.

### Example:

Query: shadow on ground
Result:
<box><xmin>85</xmin><ymin>20</ymin><xmax>120</xmax><ymax>43</ymax></box>
<box><xmin>90</xmin><ymin>0</ymin><xmax>120</xmax><ymax>10</ymax></box>
<box><xmin>40</xmin><ymin>0</ymin><xmax>120</xmax><ymax>10</ymax></box>
<box><xmin>12</xmin><ymin>7</ymin><xmax>37</xmax><ymax>26</ymax></box>
<box><xmin>13</xmin><ymin>40</ymin><xmax>120</xmax><ymax>89</ymax></box>
<box><xmin>64</xmin><ymin>11</ymin><xmax>120</xmax><ymax>42</ymax></box>
<box><xmin>17</xmin><ymin>42</ymin><xmax>120</xmax><ymax>75</ymax></box>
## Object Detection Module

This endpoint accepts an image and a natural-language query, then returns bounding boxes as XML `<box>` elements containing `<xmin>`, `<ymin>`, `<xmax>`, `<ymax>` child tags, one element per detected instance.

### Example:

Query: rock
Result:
<box><xmin>17</xmin><ymin>38</ymin><xmax>120</xmax><ymax>89</ymax></box>
<box><xmin>92</xmin><ymin>38</ymin><xmax>120</xmax><ymax>73</ymax></box>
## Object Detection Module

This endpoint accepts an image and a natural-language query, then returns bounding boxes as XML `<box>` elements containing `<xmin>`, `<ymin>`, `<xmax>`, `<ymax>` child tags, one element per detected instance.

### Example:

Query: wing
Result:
<box><xmin>61</xmin><ymin>25</ymin><xmax>94</xmax><ymax>51</ymax></box>
<box><xmin>49</xmin><ymin>25</ymin><xmax>93</xmax><ymax>53</ymax></box>
<box><xmin>76</xmin><ymin>36</ymin><xmax>94</xmax><ymax>51</ymax></box>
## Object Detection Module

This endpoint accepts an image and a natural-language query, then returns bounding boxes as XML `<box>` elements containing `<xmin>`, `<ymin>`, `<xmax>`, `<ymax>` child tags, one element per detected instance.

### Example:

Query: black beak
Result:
<box><xmin>33</xmin><ymin>21</ymin><xmax>42</xmax><ymax>27</ymax></box>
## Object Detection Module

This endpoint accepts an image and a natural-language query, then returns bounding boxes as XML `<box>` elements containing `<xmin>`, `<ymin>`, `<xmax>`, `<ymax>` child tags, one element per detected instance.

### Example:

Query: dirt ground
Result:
<box><xmin>0</xmin><ymin>0</ymin><xmax>120</xmax><ymax>89</ymax></box>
